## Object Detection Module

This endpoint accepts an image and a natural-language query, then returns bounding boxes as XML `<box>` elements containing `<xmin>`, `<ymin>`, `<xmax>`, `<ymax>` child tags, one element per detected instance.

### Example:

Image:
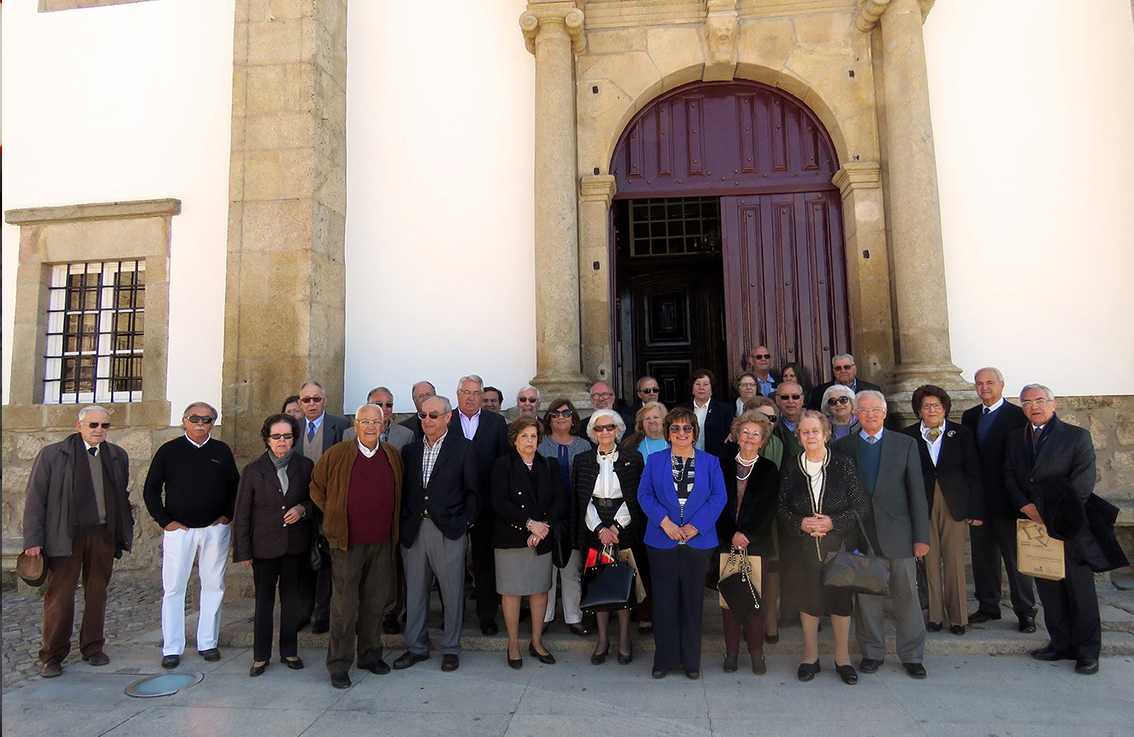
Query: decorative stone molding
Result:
<box><xmin>579</xmin><ymin>174</ymin><xmax>617</xmax><ymax>206</ymax></box>
<box><xmin>832</xmin><ymin>162</ymin><xmax>881</xmax><ymax>194</ymax></box>
<box><xmin>704</xmin><ymin>0</ymin><xmax>739</xmax><ymax>67</ymax></box>
<box><xmin>39</xmin><ymin>0</ymin><xmax>155</xmax><ymax>12</ymax></box>
<box><xmin>5</xmin><ymin>198</ymin><xmax>181</xmax><ymax>226</ymax></box>
<box><xmin>520</xmin><ymin>7</ymin><xmax>586</xmax><ymax>55</ymax></box>
<box><xmin>857</xmin><ymin>0</ymin><xmax>935</xmax><ymax>31</ymax></box>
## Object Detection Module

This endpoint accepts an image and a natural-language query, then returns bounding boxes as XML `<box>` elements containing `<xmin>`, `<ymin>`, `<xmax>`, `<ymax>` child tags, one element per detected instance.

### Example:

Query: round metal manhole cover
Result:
<box><xmin>125</xmin><ymin>671</ymin><xmax>204</xmax><ymax>698</ymax></box>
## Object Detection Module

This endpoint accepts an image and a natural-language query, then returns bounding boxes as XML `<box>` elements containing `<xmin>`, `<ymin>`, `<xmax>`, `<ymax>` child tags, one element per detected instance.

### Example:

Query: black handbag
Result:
<box><xmin>551</xmin><ymin>520</ymin><xmax>572</xmax><ymax>569</ymax></box>
<box><xmin>310</xmin><ymin>533</ymin><xmax>331</xmax><ymax>571</ymax></box>
<box><xmin>717</xmin><ymin>548</ymin><xmax>762</xmax><ymax>625</ymax></box>
<box><xmin>579</xmin><ymin>545</ymin><xmax>636</xmax><ymax>612</ymax></box>
<box><xmin>823</xmin><ymin>511</ymin><xmax>890</xmax><ymax>597</ymax></box>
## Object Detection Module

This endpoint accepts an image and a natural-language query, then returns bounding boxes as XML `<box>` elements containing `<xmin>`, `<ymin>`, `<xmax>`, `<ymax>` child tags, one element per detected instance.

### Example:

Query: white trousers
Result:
<box><xmin>544</xmin><ymin>549</ymin><xmax>584</xmax><ymax>625</ymax></box>
<box><xmin>161</xmin><ymin>524</ymin><xmax>230</xmax><ymax>655</ymax></box>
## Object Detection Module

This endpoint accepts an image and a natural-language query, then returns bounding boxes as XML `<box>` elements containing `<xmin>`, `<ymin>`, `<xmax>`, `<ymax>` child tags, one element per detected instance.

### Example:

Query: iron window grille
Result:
<box><xmin>629</xmin><ymin>197</ymin><xmax>722</xmax><ymax>257</ymax></box>
<box><xmin>43</xmin><ymin>261</ymin><xmax>145</xmax><ymax>404</ymax></box>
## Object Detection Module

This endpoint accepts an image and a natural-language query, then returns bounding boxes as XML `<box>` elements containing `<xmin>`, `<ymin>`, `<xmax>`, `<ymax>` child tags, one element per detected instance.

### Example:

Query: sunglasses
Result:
<box><xmin>548</xmin><ymin>409</ymin><xmax>573</xmax><ymax>418</ymax></box>
<box><xmin>827</xmin><ymin>396</ymin><xmax>851</xmax><ymax>406</ymax></box>
<box><xmin>639</xmin><ymin>387</ymin><xmax>660</xmax><ymax>394</ymax></box>
<box><xmin>593</xmin><ymin>424</ymin><xmax>617</xmax><ymax>433</ymax></box>
<box><xmin>187</xmin><ymin>415</ymin><xmax>215</xmax><ymax>424</ymax></box>
<box><xmin>669</xmin><ymin>424</ymin><xmax>695</xmax><ymax>434</ymax></box>
<box><xmin>86</xmin><ymin>422</ymin><xmax>111</xmax><ymax>429</ymax></box>
<box><xmin>371</xmin><ymin>401</ymin><xmax>394</xmax><ymax>408</ymax></box>
<box><xmin>268</xmin><ymin>433</ymin><xmax>294</xmax><ymax>440</ymax></box>
<box><xmin>299</xmin><ymin>396</ymin><xmax>324</xmax><ymax>404</ymax></box>
<box><xmin>518</xmin><ymin>397</ymin><xmax>538</xmax><ymax>403</ymax></box>
<box><xmin>761</xmin><ymin>414</ymin><xmax>778</xmax><ymax>424</ymax></box>
<box><xmin>777</xmin><ymin>394</ymin><xmax>803</xmax><ymax>401</ymax></box>
<box><xmin>752</xmin><ymin>353</ymin><xmax>771</xmax><ymax>359</ymax></box>
<box><xmin>417</xmin><ymin>411</ymin><xmax>446</xmax><ymax>420</ymax></box>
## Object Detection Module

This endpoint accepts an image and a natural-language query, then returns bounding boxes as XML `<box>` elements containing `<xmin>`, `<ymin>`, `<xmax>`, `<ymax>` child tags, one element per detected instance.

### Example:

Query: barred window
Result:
<box><xmin>43</xmin><ymin>261</ymin><xmax>145</xmax><ymax>404</ymax></box>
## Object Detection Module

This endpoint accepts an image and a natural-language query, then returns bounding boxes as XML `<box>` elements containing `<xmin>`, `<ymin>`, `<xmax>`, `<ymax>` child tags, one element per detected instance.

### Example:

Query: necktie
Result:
<box><xmin>983</xmin><ymin>406</ymin><xmax>991</xmax><ymax>415</ymax></box>
<box><xmin>866</xmin><ymin>435</ymin><xmax>878</xmax><ymax>445</ymax></box>
<box><xmin>88</xmin><ymin>446</ymin><xmax>98</xmax><ymax>457</ymax></box>
<box><xmin>1033</xmin><ymin>425</ymin><xmax>1043</xmax><ymax>449</ymax></box>
<box><xmin>928</xmin><ymin>428</ymin><xmax>941</xmax><ymax>442</ymax></box>
<box><xmin>307</xmin><ymin>423</ymin><xmax>316</xmax><ymax>443</ymax></box>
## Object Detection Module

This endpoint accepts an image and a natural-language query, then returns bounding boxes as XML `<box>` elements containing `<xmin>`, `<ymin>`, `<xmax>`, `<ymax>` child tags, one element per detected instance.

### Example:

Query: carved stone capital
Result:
<box><xmin>520</xmin><ymin>7</ymin><xmax>585</xmax><ymax>55</ymax></box>
<box><xmin>857</xmin><ymin>0</ymin><xmax>935</xmax><ymax>32</ymax></box>
<box><xmin>580</xmin><ymin>174</ymin><xmax>616</xmax><ymax>206</ymax></box>
<box><xmin>704</xmin><ymin>0</ymin><xmax>738</xmax><ymax>67</ymax></box>
<box><xmin>832</xmin><ymin>161</ymin><xmax>881</xmax><ymax>195</ymax></box>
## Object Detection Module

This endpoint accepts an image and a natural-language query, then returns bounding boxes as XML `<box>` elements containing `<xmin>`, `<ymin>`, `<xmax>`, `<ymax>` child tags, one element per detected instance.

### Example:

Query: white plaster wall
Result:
<box><xmin>343</xmin><ymin>0</ymin><xmax>537</xmax><ymax>414</ymax></box>
<box><xmin>1</xmin><ymin>0</ymin><xmax>235</xmax><ymax>424</ymax></box>
<box><xmin>925</xmin><ymin>0</ymin><xmax>1134</xmax><ymax>398</ymax></box>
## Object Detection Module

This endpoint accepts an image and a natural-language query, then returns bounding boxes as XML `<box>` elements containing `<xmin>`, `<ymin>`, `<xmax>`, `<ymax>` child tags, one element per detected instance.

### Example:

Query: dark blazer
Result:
<box><xmin>778</xmin><ymin>450</ymin><xmax>869</xmax><ymax>561</ymax></box>
<box><xmin>232</xmin><ymin>451</ymin><xmax>314</xmax><ymax>562</ymax></box>
<box><xmin>399</xmin><ymin>432</ymin><xmax>481</xmax><ymax>547</ymax></box>
<box><xmin>1005</xmin><ymin>415</ymin><xmax>1095</xmax><ymax>524</ymax></box>
<box><xmin>295</xmin><ymin>413</ymin><xmax>354</xmax><ymax>456</ymax></box>
<box><xmin>833</xmin><ymin>430</ymin><xmax>929</xmax><ymax>559</ymax></box>
<box><xmin>807</xmin><ymin>378</ymin><xmax>882</xmax><ymax>411</ymax></box>
<box><xmin>677</xmin><ymin>398</ymin><xmax>733</xmax><ymax>458</ymax></box>
<box><xmin>570</xmin><ymin>447</ymin><xmax>645</xmax><ymax>549</ymax></box>
<box><xmin>901</xmin><ymin>419</ymin><xmax>984</xmax><ymax>522</ymax></box>
<box><xmin>399</xmin><ymin>414</ymin><xmax>425</xmax><ymax>441</ymax></box>
<box><xmin>961</xmin><ymin>400</ymin><xmax>1028</xmax><ymax>520</ymax></box>
<box><xmin>490</xmin><ymin>451</ymin><xmax>564</xmax><ymax>554</ymax></box>
<box><xmin>773</xmin><ymin>418</ymin><xmax>804</xmax><ymax>460</ymax></box>
<box><xmin>637</xmin><ymin>449</ymin><xmax>727</xmax><ymax>550</ymax></box>
<box><xmin>449</xmin><ymin>410</ymin><xmax>509</xmax><ymax>515</ymax></box>
<box><xmin>715</xmin><ymin>442</ymin><xmax>779</xmax><ymax>557</ymax></box>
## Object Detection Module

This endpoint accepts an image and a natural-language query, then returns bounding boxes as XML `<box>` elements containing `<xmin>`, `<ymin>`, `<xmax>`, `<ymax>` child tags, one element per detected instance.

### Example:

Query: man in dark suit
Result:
<box><xmin>807</xmin><ymin>353</ymin><xmax>882</xmax><ymax>411</ymax></box>
<box><xmin>448</xmin><ymin>374</ymin><xmax>509</xmax><ymax>635</ymax></box>
<box><xmin>398</xmin><ymin>380</ymin><xmax>436</xmax><ymax>441</ymax></box>
<box><xmin>294</xmin><ymin>380</ymin><xmax>354</xmax><ymax>634</ymax></box>
<box><xmin>902</xmin><ymin>385</ymin><xmax>983</xmax><ymax>635</ymax></box>
<box><xmin>833</xmin><ymin>390</ymin><xmax>930</xmax><ymax>679</ymax></box>
<box><xmin>395</xmin><ymin>395</ymin><xmax>480</xmax><ymax>673</ymax></box>
<box><xmin>678</xmin><ymin>368</ymin><xmax>732</xmax><ymax>458</ymax></box>
<box><xmin>960</xmin><ymin>367</ymin><xmax>1036</xmax><ymax>632</ymax></box>
<box><xmin>1006</xmin><ymin>384</ymin><xmax>1101</xmax><ymax>675</ymax></box>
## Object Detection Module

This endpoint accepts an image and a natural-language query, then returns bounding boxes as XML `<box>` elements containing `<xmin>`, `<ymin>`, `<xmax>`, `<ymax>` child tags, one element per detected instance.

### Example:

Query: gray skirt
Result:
<box><xmin>495</xmin><ymin>546</ymin><xmax>553</xmax><ymax>596</ymax></box>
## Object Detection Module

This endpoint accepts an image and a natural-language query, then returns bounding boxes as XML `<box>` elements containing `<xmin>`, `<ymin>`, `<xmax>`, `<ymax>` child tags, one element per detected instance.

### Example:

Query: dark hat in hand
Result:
<box><xmin>17</xmin><ymin>552</ymin><xmax>48</xmax><ymax>587</ymax></box>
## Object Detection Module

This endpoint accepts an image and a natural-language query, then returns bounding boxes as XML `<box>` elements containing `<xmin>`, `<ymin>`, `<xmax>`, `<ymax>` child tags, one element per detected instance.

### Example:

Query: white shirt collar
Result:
<box><xmin>357</xmin><ymin>439</ymin><xmax>380</xmax><ymax>458</ymax></box>
<box><xmin>859</xmin><ymin>427</ymin><xmax>884</xmax><ymax>442</ymax></box>
<box><xmin>83</xmin><ymin>440</ymin><xmax>100</xmax><ymax>456</ymax></box>
<box><xmin>983</xmin><ymin>397</ymin><xmax>1005</xmax><ymax>412</ymax></box>
<box><xmin>184</xmin><ymin>433</ymin><xmax>211</xmax><ymax>448</ymax></box>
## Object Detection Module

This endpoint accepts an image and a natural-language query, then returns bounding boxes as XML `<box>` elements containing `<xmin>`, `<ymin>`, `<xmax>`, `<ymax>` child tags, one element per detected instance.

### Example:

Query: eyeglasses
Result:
<box><xmin>457</xmin><ymin>389</ymin><xmax>482</xmax><ymax>397</ymax></box>
<box><xmin>752</xmin><ymin>353</ymin><xmax>771</xmax><ymax>360</ymax></box>
<box><xmin>857</xmin><ymin>407</ymin><xmax>885</xmax><ymax>415</ymax></box>
<box><xmin>86</xmin><ymin>422</ymin><xmax>111</xmax><ymax>429</ymax></box>
<box><xmin>518</xmin><ymin>397</ymin><xmax>538</xmax><ymax>403</ymax></box>
<box><xmin>300</xmin><ymin>396</ymin><xmax>324</xmax><ymax>404</ymax></box>
<box><xmin>593</xmin><ymin>424</ymin><xmax>617</xmax><ymax>433</ymax></box>
<box><xmin>187</xmin><ymin>415</ymin><xmax>215</xmax><ymax>424</ymax></box>
<box><xmin>1021</xmin><ymin>399</ymin><xmax>1052</xmax><ymax>407</ymax></box>
<box><xmin>738</xmin><ymin>382</ymin><xmax>757</xmax><ymax>389</ymax></box>
<box><xmin>268</xmin><ymin>433</ymin><xmax>294</xmax><ymax>440</ymax></box>
<box><xmin>760</xmin><ymin>413</ymin><xmax>778</xmax><ymax>424</ymax></box>
<box><xmin>591</xmin><ymin>392</ymin><xmax>614</xmax><ymax>399</ymax></box>
<box><xmin>355</xmin><ymin>419</ymin><xmax>382</xmax><ymax>427</ymax></box>
<box><xmin>548</xmin><ymin>409</ymin><xmax>573</xmax><ymax>418</ymax></box>
<box><xmin>827</xmin><ymin>396</ymin><xmax>851</xmax><ymax>406</ymax></box>
<box><xmin>669</xmin><ymin>424</ymin><xmax>695</xmax><ymax>434</ymax></box>
<box><xmin>371</xmin><ymin>401</ymin><xmax>394</xmax><ymax>408</ymax></box>
<box><xmin>919</xmin><ymin>402</ymin><xmax>944</xmax><ymax>411</ymax></box>
<box><xmin>417</xmin><ymin>411</ymin><xmax>446</xmax><ymax>420</ymax></box>
<box><xmin>833</xmin><ymin>364</ymin><xmax>853</xmax><ymax>372</ymax></box>
<box><xmin>777</xmin><ymin>393</ymin><xmax>802</xmax><ymax>401</ymax></box>
<box><xmin>639</xmin><ymin>387</ymin><xmax>660</xmax><ymax>394</ymax></box>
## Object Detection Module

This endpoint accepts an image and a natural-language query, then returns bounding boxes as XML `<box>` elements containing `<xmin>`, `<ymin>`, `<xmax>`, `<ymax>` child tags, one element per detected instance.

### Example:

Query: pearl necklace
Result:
<box><xmin>735</xmin><ymin>452</ymin><xmax>758</xmax><ymax>481</ymax></box>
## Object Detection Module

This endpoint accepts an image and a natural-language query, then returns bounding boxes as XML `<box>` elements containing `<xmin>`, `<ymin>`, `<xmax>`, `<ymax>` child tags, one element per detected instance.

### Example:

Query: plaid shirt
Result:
<box><xmin>422</xmin><ymin>431</ymin><xmax>447</xmax><ymax>488</ymax></box>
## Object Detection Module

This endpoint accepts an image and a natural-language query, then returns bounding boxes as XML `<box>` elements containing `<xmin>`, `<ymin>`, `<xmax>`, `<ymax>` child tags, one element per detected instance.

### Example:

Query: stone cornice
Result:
<box><xmin>520</xmin><ymin>6</ymin><xmax>586</xmax><ymax>55</ymax></box>
<box><xmin>5</xmin><ymin>198</ymin><xmax>182</xmax><ymax>225</ymax></box>
<box><xmin>832</xmin><ymin>162</ymin><xmax>881</xmax><ymax>194</ymax></box>
<box><xmin>579</xmin><ymin>174</ymin><xmax>617</xmax><ymax>205</ymax></box>
<box><xmin>856</xmin><ymin>0</ymin><xmax>935</xmax><ymax>32</ymax></box>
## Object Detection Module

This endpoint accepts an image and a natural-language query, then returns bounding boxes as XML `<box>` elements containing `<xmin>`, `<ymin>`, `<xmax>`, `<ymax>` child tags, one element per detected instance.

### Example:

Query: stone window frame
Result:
<box><xmin>3</xmin><ymin>199</ymin><xmax>177</xmax><ymax>430</ymax></box>
<box><xmin>39</xmin><ymin>0</ymin><xmax>157</xmax><ymax>12</ymax></box>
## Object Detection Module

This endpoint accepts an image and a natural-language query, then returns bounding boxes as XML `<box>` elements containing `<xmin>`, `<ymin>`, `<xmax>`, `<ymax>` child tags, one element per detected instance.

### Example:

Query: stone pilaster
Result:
<box><xmin>862</xmin><ymin>0</ymin><xmax>967</xmax><ymax>397</ymax></box>
<box><xmin>223</xmin><ymin>0</ymin><xmax>349</xmax><ymax>458</ymax></box>
<box><xmin>578</xmin><ymin>174</ymin><xmax>616</xmax><ymax>388</ymax></box>
<box><xmin>520</xmin><ymin>3</ymin><xmax>593</xmax><ymax>406</ymax></box>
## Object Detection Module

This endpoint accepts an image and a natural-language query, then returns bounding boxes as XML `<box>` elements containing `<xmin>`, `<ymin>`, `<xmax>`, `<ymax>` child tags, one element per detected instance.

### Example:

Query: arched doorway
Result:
<box><xmin>609</xmin><ymin>80</ymin><xmax>850</xmax><ymax>406</ymax></box>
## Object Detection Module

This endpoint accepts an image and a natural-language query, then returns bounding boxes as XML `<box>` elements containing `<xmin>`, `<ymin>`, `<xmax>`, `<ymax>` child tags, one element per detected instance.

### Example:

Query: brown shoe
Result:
<box><xmin>441</xmin><ymin>654</ymin><xmax>460</xmax><ymax>672</ymax></box>
<box><xmin>83</xmin><ymin>652</ymin><xmax>110</xmax><ymax>666</ymax></box>
<box><xmin>41</xmin><ymin>660</ymin><xmax>63</xmax><ymax>678</ymax></box>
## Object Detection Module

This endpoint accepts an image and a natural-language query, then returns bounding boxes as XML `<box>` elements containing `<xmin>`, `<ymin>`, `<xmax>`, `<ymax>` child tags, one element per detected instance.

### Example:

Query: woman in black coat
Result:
<box><xmin>233</xmin><ymin>413</ymin><xmax>314</xmax><ymax>677</ymax></box>
<box><xmin>572</xmin><ymin>409</ymin><xmax>645</xmax><ymax>665</ymax></box>
<box><xmin>715</xmin><ymin>411</ymin><xmax>780</xmax><ymax>675</ymax></box>
<box><xmin>492</xmin><ymin>416</ymin><xmax>565</xmax><ymax>669</ymax></box>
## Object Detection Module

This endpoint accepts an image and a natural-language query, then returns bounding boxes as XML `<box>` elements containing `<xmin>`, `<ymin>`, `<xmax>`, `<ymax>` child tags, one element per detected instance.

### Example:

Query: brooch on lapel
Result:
<box><xmin>946</xmin><ymin>430</ymin><xmax>956</xmax><ymax>438</ymax></box>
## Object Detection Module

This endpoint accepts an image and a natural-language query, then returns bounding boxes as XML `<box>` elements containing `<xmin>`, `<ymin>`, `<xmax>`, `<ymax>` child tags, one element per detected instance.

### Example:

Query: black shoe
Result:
<box><xmin>282</xmin><ymin>656</ymin><xmax>304</xmax><ymax>670</ymax></box>
<box><xmin>383</xmin><ymin>615</ymin><xmax>402</xmax><ymax>635</ymax></box>
<box><xmin>1030</xmin><ymin>646</ymin><xmax>1072</xmax><ymax>662</ymax></box>
<box><xmin>797</xmin><ymin>660</ymin><xmax>821</xmax><ymax>682</ymax></box>
<box><xmin>198</xmin><ymin>648</ymin><xmax>221</xmax><ymax>662</ymax></box>
<box><xmin>393</xmin><ymin>651</ymin><xmax>430</xmax><ymax>669</ymax></box>
<box><xmin>361</xmin><ymin>660</ymin><xmax>390</xmax><ymax>675</ymax></box>
<box><xmin>858</xmin><ymin>658</ymin><xmax>883</xmax><ymax>674</ymax></box>
<box><xmin>1018</xmin><ymin>615</ymin><xmax>1037</xmax><ymax>634</ymax></box>
<box><xmin>751</xmin><ymin>654</ymin><xmax>766</xmax><ymax>675</ymax></box>
<box><xmin>836</xmin><ymin>664</ymin><xmax>858</xmax><ymax>685</ymax></box>
<box><xmin>651</xmin><ymin>666</ymin><xmax>668</xmax><ymax>679</ymax></box>
<box><xmin>638</xmin><ymin>623</ymin><xmax>653</xmax><ymax>635</ymax></box>
<box><xmin>529</xmin><ymin>642</ymin><xmax>555</xmax><ymax>665</ymax></box>
<box><xmin>249</xmin><ymin>661</ymin><xmax>268</xmax><ymax>677</ymax></box>
<box><xmin>723</xmin><ymin>653</ymin><xmax>738</xmax><ymax>673</ymax></box>
<box><xmin>903</xmin><ymin>662</ymin><xmax>927</xmax><ymax>679</ymax></box>
<box><xmin>949</xmin><ymin>624</ymin><xmax>966</xmax><ymax>636</ymax></box>
<box><xmin>925</xmin><ymin>621</ymin><xmax>943</xmax><ymax>632</ymax></box>
<box><xmin>161</xmin><ymin>655</ymin><xmax>180</xmax><ymax>669</ymax></box>
<box><xmin>617</xmin><ymin>646</ymin><xmax>633</xmax><ymax>665</ymax></box>
<box><xmin>1074</xmin><ymin>658</ymin><xmax>1099</xmax><ymax>675</ymax></box>
<box><xmin>330</xmin><ymin>671</ymin><xmax>351</xmax><ymax>689</ymax></box>
<box><xmin>311</xmin><ymin>620</ymin><xmax>330</xmax><ymax>635</ymax></box>
<box><xmin>968</xmin><ymin>609</ymin><xmax>1001</xmax><ymax>624</ymax></box>
<box><xmin>507</xmin><ymin>653</ymin><xmax>523</xmax><ymax>670</ymax></box>
<box><xmin>441</xmin><ymin>654</ymin><xmax>460</xmax><ymax>672</ymax></box>
<box><xmin>684</xmin><ymin>668</ymin><xmax>700</xmax><ymax>680</ymax></box>
<box><xmin>568</xmin><ymin>622</ymin><xmax>591</xmax><ymax>637</ymax></box>
<box><xmin>764</xmin><ymin>632</ymin><xmax>779</xmax><ymax>644</ymax></box>
<box><xmin>590</xmin><ymin>644</ymin><xmax>609</xmax><ymax>665</ymax></box>
<box><xmin>480</xmin><ymin>619</ymin><xmax>499</xmax><ymax>636</ymax></box>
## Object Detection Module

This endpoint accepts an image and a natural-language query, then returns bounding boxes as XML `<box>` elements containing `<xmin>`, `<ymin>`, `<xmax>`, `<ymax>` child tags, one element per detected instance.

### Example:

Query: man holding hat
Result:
<box><xmin>22</xmin><ymin>405</ymin><xmax>134</xmax><ymax>678</ymax></box>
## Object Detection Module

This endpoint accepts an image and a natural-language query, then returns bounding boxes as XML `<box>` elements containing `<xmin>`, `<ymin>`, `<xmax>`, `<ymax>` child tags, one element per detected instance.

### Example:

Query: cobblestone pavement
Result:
<box><xmin>2</xmin><ymin>573</ymin><xmax>167</xmax><ymax>690</ymax></box>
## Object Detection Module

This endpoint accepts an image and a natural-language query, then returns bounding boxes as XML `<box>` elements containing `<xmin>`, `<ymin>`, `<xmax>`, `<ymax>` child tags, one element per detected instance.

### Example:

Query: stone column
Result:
<box><xmin>578</xmin><ymin>174</ymin><xmax>616</xmax><ymax>387</ymax></box>
<box><xmin>520</xmin><ymin>4</ymin><xmax>593</xmax><ymax>405</ymax></box>
<box><xmin>223</xmin><ymin>0</ymin><xmax>349</xmax><ymax>458</ymax></box>
<box><xmin>861</xmin><ymin>0</ymin><xmax>967</xmax><ymax>395</ymax></box>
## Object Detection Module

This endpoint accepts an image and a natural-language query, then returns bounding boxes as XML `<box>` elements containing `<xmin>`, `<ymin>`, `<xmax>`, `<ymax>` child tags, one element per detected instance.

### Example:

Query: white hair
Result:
<box><xmin>77</xmin><ymin>405</ymin><xmax>109</xmax><ymax>422</ymax></box>
<box><xmin>832</xmin><ymin>353</ymin><xmax>855</xmax><ymax>366</ymax></box>
<box><xmin>1019</xmin><ymin>384</ymin><xmax>1054</xmax><ymax>402</ymax></box>
<box><xmin>517</xmin><ymin>385</ymin><xmax>540</xmax><ymax>401</ymax></box>
<box><xmin>821</xmin><ymin>384</ymin><xmax>857</xmax><ymax>413</ymax></box>
<box><xmin>354</xmin><ymin>403</ymin><xmax>385</xmax><ymax>421</ymax></box>
<box><xmin>975</xmin><ymin>366</ymin><xmax>1005</xmax><ymax>383</ymax></box>
<box><xmin>424</xmin><ymin>395</ymin><xmax>453</xmax><ymax>414</ymax></box>
<box><xmin>586</xmin><ymin>409</ymin><xmax>626</xmax><ymax>443</ymax></box>
<box><xmin>457</xmin><ymin>375</ymin><xmax>484</xmax><ymax>392</ymax></box>
<box><xmin>855</xmin><ymin>389</ymin><xmax>887</xmax><ymax>410</ymax></box>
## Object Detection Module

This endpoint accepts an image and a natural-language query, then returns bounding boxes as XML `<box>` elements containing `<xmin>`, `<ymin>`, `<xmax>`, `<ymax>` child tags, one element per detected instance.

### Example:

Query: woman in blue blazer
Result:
<box><xmin>637</xmin><ymin>407</ymin><xmax>727</xmax><ymax>680</ymax></box>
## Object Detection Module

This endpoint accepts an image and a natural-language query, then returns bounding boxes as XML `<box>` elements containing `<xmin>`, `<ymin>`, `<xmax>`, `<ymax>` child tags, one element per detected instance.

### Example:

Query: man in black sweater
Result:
<box><xmin>143</xmin><ymin>402</ymin><xmax>239</xmax><ymax>670</ymax></box>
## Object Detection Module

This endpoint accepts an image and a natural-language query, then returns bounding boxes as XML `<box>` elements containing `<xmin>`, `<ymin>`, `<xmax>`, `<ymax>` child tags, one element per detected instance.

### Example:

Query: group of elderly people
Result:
<box><xmin>229</xmin><ymin>376</ymin><xmax>981</xmax><ymax>685</ymax></box>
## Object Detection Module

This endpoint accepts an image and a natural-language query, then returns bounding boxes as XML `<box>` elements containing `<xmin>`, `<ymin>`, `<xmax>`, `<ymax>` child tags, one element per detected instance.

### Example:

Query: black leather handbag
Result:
<box><xmin>823</xmin><ymin>511</ymin><xmax>890</xmax><ymax>597</ymax></box>
<box><xmin>717</xmin><ymin>548</ymin><xmax>762</xmax><ymax>625</ymax></box>
<box><xmin>580</xmin><ymin>546</ymin><xmax>637</xmax><ymax>612</ymax></box>
<box><xmin>551</xmin><ymin>520</ymin><xmax>572</xmax><ymax>569</ymax></box>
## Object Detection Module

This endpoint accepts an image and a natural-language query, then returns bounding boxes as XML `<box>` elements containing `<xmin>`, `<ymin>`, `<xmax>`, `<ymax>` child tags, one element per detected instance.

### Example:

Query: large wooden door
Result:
<box><xmin>617</xmin><ymin>264</ymin><xmax>727</xmax><ymax>407</ymax></box>
<box><xmin>721</xmin><ymin>192</ymin><xmax>850</xmax><ymax>386</ymax></box>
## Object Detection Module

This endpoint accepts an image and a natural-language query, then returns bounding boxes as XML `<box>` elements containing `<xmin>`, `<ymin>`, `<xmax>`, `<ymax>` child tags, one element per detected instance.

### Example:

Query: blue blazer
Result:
<box><xmin>637</xmin><ymin>449</ymin><xmax>726</xmax><ymax>550</ymax></box>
